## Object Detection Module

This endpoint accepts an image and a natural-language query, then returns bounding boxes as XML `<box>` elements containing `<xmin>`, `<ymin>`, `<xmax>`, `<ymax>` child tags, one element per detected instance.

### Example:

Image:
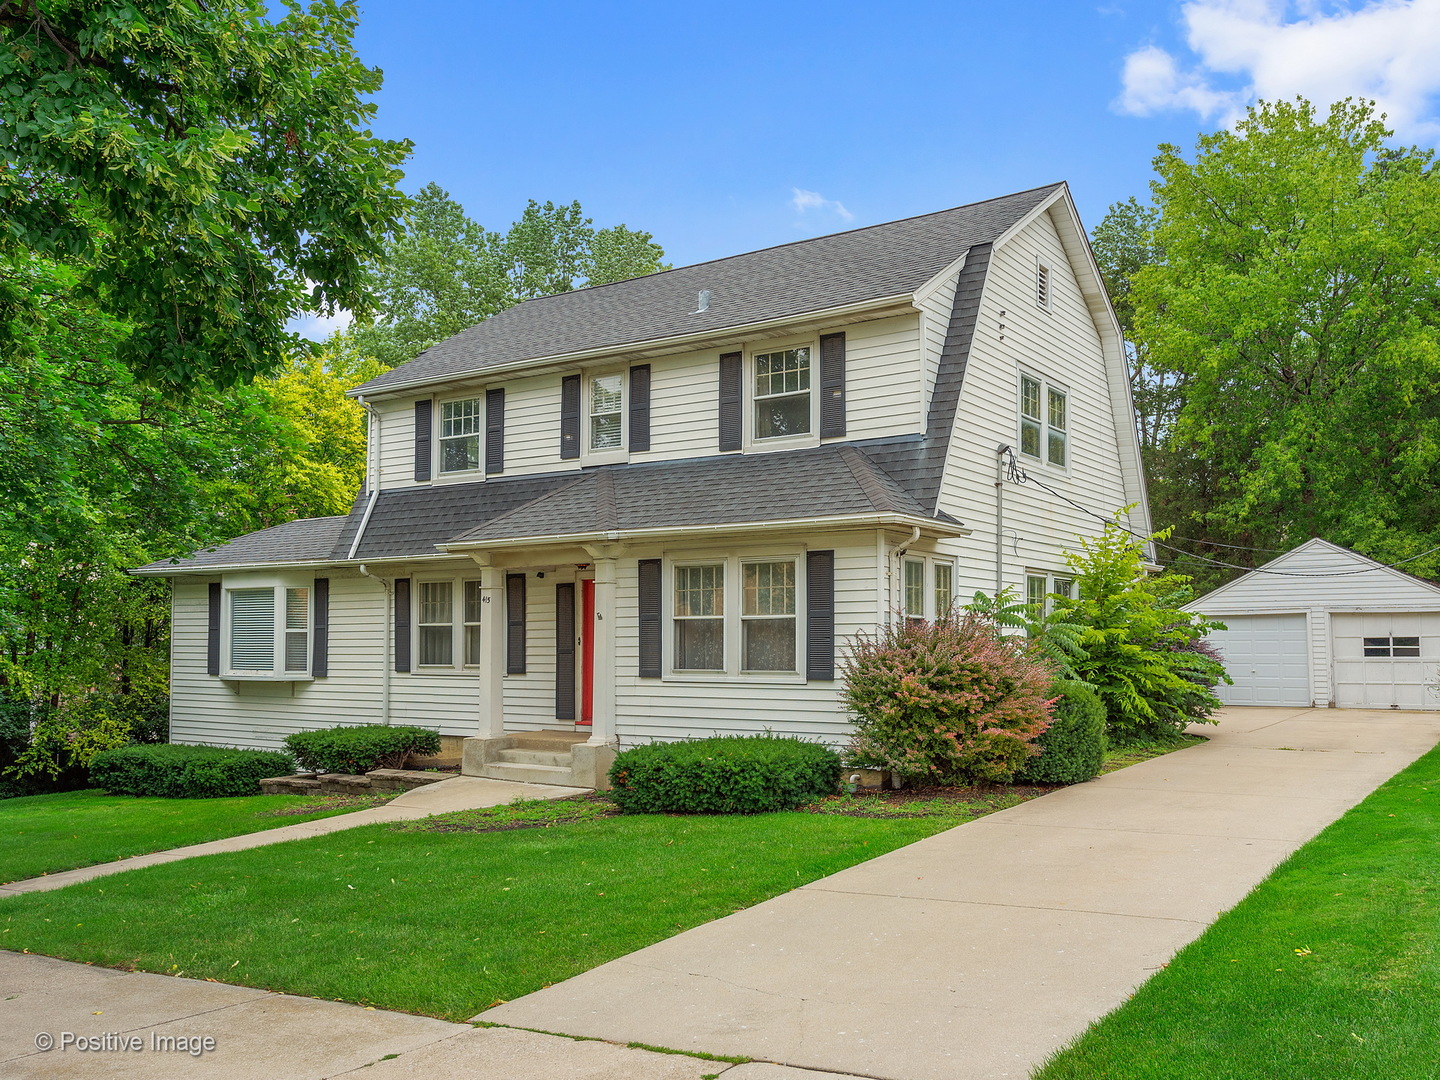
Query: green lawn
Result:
<box><xmin>1034</xmin><ymin>743</ymin><xmax>1440</xmax><ymax>1080</ymax></box>
<box><xmin>0</xmin><ymin>790</ymin><xmax>386</xmax><ymax>884</ymax></box>
<box><xmin>0</xmin><ymin>809</ymin><xmax>966</xmax><ymax>1020</ymax></box>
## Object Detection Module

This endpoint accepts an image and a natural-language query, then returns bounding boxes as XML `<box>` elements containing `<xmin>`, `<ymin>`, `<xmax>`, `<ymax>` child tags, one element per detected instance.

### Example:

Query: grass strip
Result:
<box><xmin>1034</xmin><ymin>742</ymin><xmax>1440</xmax><ymax>1080</ymax></box>
<box><xmin>0</xmin><ymin>812</ymin><xmax>958</xmax><ymax>1020</ymax></box>
<box><xmin>0</xmin><ymin>790</ymin><xmax>385</xmax><ymax>884</ymax></box>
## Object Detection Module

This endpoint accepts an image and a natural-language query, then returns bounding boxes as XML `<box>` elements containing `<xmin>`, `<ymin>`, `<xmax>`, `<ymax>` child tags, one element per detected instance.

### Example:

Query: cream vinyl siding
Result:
<box><xmin>841</xmin><ymin>314</ymin><xmax>924</xmax><ymax>440</ymax></box>
<box><xmin>373</xmin><ymin>397</ymin><xmax>417</xmax><ymax>489</ymax></box>
<box><xmin>916</xmin><ymin>262</ymin><xmax>960</xmax><ymax>423</ymax></box>
<box><xmin>934</xmin><ymin>209</ymin><xmax>1132</xmax><ymax>598</ymax></box>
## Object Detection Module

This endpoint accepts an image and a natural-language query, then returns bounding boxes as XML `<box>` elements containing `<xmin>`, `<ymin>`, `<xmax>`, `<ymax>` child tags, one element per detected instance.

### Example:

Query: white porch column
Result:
<box><xmin>589</xmin><ymin>555</ymin><xmax>619</xmax><ymax>746</ymax></box>
<box><xmin>476</xmin><ymin>563</ymin><xmax>506</xmax><ymax>738</ymax></box>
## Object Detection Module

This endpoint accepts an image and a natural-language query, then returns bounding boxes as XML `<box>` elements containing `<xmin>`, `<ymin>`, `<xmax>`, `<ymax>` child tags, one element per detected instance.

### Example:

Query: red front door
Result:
<box><xmin>579</xmin><ymin>579</ymin><xmax>595</xmax><ymax>725</ymax></box>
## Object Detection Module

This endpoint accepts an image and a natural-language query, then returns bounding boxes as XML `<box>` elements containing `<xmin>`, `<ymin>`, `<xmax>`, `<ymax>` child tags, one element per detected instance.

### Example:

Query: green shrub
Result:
<box><xmin>608</xmin><ymin>735</ymin><xmax>842</xmax><ymax>814</ymax></box>
<box><xmin>841</xmin><ymin>612</ymin><xmax>1057</xmax><ymax>784</ymax></box>
<box><xmin>90</xmin><ymin>744</ymin><xmax>295</xmax><ymax>798</ymax></box>
<box><xmin>1016</xmin><ymin>680</ymin><xmax>1107</xmax><ymax>785</ymax></box>
<box><xmin>284</xmin><ymin>724</ymin><xmax>441</xmax><ymax>774</ymax></box>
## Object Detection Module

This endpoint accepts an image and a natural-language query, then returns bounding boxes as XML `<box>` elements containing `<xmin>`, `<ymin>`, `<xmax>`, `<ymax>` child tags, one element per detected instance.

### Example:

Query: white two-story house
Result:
<box><xmin>138</xmin><ymin>183</ymin><xmax>1152</xmax><ymax>786</ymax></box>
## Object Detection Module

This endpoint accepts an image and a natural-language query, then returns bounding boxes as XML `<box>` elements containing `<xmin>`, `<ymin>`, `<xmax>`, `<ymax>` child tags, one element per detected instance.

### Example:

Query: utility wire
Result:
<box><xmin>1003</xmin><ymin>454</ymin><xmax>1440</xmax><ymax>579</ymax></box>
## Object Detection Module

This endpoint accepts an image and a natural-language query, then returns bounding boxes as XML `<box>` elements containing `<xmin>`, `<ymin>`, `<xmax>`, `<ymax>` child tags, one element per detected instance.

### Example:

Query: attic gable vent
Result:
<box><xmin>692</xmin><ymin>289</ymin><xmax>711</xmax><ymax>314</ymax></box>
<box><xmin>1036</xmin><ymin>264</ymin><xmax>1051</xmax><ymax>309</ymax></box>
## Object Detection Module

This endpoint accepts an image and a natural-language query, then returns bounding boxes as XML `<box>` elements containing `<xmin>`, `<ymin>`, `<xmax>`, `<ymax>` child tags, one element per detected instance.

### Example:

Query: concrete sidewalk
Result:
<box><xmin>484</xmin><ymin>707</ymin><xmax>1440</xmax><ymax>1080</ymax></box>
<box><xmin>0</xmin><ymin>951</ymin><xmax>840</xmax><ymax>1080</ymax></box>
<box><xmin>0</xmin><ymin>776</ymin><xmax>584</xmax><ymax>897</ymax></box>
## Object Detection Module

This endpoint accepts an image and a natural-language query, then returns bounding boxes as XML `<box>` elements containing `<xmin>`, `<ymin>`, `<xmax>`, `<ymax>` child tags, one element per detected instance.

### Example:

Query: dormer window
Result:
<box><xmin>439</xmin><ymin>397</ymin><xmax>483</xmax><ymax>473</ymax></box>
<box><xmin>753</xmin><ymin>347</ymin><xmax>812</xmax><ymax>440</ymax></box>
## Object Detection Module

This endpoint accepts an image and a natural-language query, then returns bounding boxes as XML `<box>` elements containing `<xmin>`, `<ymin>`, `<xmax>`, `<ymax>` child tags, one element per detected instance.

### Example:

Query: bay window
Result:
<box><xmin>223</xmin><ymin>580</ymin><xmax>311</xmax><ymax>677</ymax></box>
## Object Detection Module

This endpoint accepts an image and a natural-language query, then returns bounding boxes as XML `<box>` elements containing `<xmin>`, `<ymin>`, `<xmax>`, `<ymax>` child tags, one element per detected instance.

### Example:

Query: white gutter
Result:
<box><xmin>131</xmin><ymin>552</ymin><xmax>470</xmax><ymax>577</ymax></box>
<box><xmin>348</xmin><ymin>294</ymin><xmax>917</xmax><ymax>400</ymax></box>
<box><xmin>437</xmin><ymin>512</ymin><xmax>971</xmax><ymax>553</ymax></box>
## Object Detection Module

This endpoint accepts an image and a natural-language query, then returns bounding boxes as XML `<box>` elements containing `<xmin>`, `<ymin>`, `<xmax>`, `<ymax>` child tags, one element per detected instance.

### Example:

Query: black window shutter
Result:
<box><xmin>485</xmin><ymin>388</ymin><xmax>505</xmax><ymax>474</ymax></box>
<box><xmin>628</xmin><ymin>364</ymin><xmax>651</xmax><ymax>452</ymax></box>
<box><xmin>394</xmin><ymin>578</ymin><xmax>411</xmax><ymax>673</ymax></box>
<box><xmin>312</xmin><ymin>577</ymin><xmax>330</xmax><ymax>677</ymax></box>
<box><xmin>819</xmin><ymin>332</ymin><xmax>847</xmax><ymax>439</ymax></box>
<box><xmin>805</xmin><ymin>550</ymin><xmax>836</xmax><ymax>681</ymax></box>
<box><xmin>718</xmin><ymin>352</ymin><xmax>742</xmax><ymax>451</ymax></box>
<box><xmin>413</xmin><ymin>400</ymin><xmax>433</xmax><ymax>482</ymax></box>
<box><xmin>638</xmin><ymin>558</ymin><xmax>662</xmax><ymax>678</ymax></box>
<box><xmin>206</xmin><ymin>582</ymin><xmax>221</xmax><ymax>676</ymax></box>
<box><xmin>560</xmin><ymin>374</ymin><xmax>581</xmax><ymax>459</ymax></box>
<box><xmin>505</xmin><ymin>573</ymin><xmax>527</xmax><ymax>675</ymax></box>
<box><xmin>555</xmin><ymin>583</ymin><xmax>577</xmax><ymax>720</ymax></box>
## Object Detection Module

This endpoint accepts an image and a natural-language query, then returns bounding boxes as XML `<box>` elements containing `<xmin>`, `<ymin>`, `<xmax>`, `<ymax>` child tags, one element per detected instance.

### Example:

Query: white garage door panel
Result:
<box><xmin>1206</xmin><ymin>614</ymin><xmax>1310</xmax><ymax>707</ymax></box>
<box><xmin>1332</xmin><ymin>612</ymin><xmax>1440</xmax><ymax>710</ymax></box>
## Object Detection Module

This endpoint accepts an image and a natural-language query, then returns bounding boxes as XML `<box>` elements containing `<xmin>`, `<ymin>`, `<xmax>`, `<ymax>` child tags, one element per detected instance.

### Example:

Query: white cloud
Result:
<box><xmin>1116</xmin><ymin>1</ymin><xmax>1440</xmax><ymax>138</ymax></box>
<box><xmin>286</xmin><ymin>306</ymin><xmax>353</xmax><ymax>343</ymax></box>
<box><xmin>790</xmin><ymin>188</ymin><xmax>854</xmax><ymax>222</ymax></box>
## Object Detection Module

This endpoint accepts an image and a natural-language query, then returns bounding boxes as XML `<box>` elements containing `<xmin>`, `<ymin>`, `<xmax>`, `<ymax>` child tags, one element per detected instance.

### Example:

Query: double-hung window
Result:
<box><xmin>1026</xmin><ymin>572</ymin><xmax>1074</xmax><ymax>616</ymax></box>
<box><xmin>1019</xmin><ymin>373</ymin><xmax>1068</xmax><ymax>467</ymax></box>
<box><xmin>671</xmin><ymin>556</ymin><xmax>802</xmax><ymax>676</ymax></box>
<box><xmin>901</xmin><ymin>557</ymin><xmax>958</xmax><ymax>622</ymax></box>
<box><xmin>439</xmin><ymin>397</ymin><xmax>483</xmax><ymax>473</ymax></box>
<box><xmin>753</xmin><ymin>347</ymin><xmax>812</xmax><ymax>440</ymax></box>
<box><xmin>225</xmin><ymin>582</ymin><xmax>310</xmax><ymax>677</ymax></box>
<box><xmin>413</xmin><ymin>577</ymin><xmax>486</xmax><ymax>669</ymax></box>
<box><xmin>588</xmin><ymin>373</ymin><xmax>624</xmax><ymax>452</ymax></box>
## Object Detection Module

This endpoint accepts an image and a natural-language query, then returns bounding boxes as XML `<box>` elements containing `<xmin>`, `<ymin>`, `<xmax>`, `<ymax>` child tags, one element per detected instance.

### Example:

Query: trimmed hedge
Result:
<box><xmin>90</xmin><ymin>744</ymin><xmax>295</xmax><ymax>798</ymax></box>
<box><xmin>284</xmin><ymin>725</ymin><xmax>441</xmax><ymax>774</ymax></box>
<box><xmin>1016</xmin><ymin>679</ymin><xmax>1107</xmax><ymax>785</ymax></box>
<box><xmin>608</xmin><ymin>735</ymin><xmax>842</xmax><ymax>814</ymax></box>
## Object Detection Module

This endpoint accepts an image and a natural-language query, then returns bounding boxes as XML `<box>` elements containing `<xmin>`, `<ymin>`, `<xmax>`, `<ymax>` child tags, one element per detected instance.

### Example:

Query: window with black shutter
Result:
<box><xmin>207</xmin><ymin>582</ymin><xmax>222</xmax><ymax>676</ymax></box>
<box><xmin>413</xmin><ymin>401</ymin><xmax>433</xmax><ymax>482</ymax></box>
<box><xmin>394</xmin><ymin>578</ymin><xmax>412</xmax><ymax>673</ymax></box>
<box><xmin>311</xmin><ymin>578</ymin><xmax>330</xmax><ymax>677</ymax></box>
<box><xmin>805</xmin><ymin>550</ymin><xmax>835</xmax><ymax>681</ymax></box>
<box><xmin>718</xmin><ymin>352</ymin><xmax>742</xmax><ymax>451</ymax></box>
<box><xmin>638</xmin><ymin>559</ymin><xmax>662</xmax><ymax>677</ymax></box>
<box><xmin>485</xmin><ymin>388</ymin><xmax>505</xmax><ymax>473</ymax></box>
<box><xmin>628</xmin><ymin>364</ymin><xmax>651</xmax><ymax>452</ymax></box>
<box><xmin>819</xmin><ymin>332</ymin><xmax>846</xmax><ymax>438</ymax></box>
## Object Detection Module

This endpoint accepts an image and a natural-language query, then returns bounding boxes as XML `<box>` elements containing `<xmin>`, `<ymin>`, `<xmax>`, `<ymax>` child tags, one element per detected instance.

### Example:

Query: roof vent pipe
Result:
<box><xmin>692</xmin><ymin>289</ymin><xmax>711</xmax><ymax>314</ymax></box>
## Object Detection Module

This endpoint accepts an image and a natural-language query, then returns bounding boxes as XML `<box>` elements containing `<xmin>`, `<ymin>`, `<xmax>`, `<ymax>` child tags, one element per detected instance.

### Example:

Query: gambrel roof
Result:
<box><xmin>354</xmin><ymin>183</ymin><xmax>1063</xmax><ymax>394</ymax></box>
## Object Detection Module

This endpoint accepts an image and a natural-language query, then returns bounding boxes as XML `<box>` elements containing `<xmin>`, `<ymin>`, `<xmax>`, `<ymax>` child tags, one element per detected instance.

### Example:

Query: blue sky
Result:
<box><xmin>295</xmin><ymin>1</ymin><xmax>1440</xmax><ymax>337</ymax></box>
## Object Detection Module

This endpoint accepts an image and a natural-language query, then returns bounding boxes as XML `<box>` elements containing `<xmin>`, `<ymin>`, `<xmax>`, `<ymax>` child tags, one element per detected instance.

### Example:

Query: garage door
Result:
<box><xmin>1205</xmin><ymin>614</ymin><xmax>1310</xmax><ymax>706</ymax></box>
<box><xmin>1332</xmin><ymin>612</ymin><xmax>1440</xmax><ymax>710</ymax></box>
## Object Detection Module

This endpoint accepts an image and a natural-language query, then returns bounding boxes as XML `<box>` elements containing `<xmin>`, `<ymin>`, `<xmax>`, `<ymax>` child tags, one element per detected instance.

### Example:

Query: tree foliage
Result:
<box><xmin>0</xmin><ymin>0</ymin><xmax>411</xmax><ymax>388</ymax></box>
<box><xmin>1100</xmin><ymin>98</ymin><xmax>1440</xmax><ymax>585</ymax></box>
<box><xmin>347</xmin><ymin>183</ymin><xmax>670</xmax><ymax>368</ymax></box>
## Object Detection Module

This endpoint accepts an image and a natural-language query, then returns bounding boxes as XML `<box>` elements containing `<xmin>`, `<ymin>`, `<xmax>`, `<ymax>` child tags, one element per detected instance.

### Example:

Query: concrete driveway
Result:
<box><xmin>484</xmin><ymin>707</ymin><xmax>1440</xmax><ymax>1080</ymax></box>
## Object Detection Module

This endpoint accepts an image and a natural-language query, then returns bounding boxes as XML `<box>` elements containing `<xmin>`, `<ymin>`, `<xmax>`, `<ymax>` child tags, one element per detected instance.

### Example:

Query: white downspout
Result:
<box><xmin>358</xmin><ymin>564</ymin><xmax>392</xmax><ymax>726</ymax></box>
<box><xmin>994</xmin><ymin>444</ymin><xmax>1009</xmax><ymax>596</ymax></box>
<box><xmin>890</xmin><ymin>526</ymin><xmax>922</xmax><ymax>622</ymax></box>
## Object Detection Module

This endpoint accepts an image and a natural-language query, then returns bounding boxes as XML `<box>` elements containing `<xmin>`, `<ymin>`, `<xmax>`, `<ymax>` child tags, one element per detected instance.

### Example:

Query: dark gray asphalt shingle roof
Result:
<box><xmin>355</xmin><ymin>184</ymin><xmax>1061</xmax><ymax>393</ymax></box>
<box><xmin>134</xmin><ymin>516</ymin><xmax>349</xmax><ymax>573</ymax></box>
<box><xmin>448</xmin><ymin>441</ymin><xmax>942</xmax><ymax>544</ymax></box>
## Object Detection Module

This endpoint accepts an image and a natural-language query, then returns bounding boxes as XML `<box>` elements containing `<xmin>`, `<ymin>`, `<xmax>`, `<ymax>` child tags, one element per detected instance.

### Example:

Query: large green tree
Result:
<box><xmin>0</xmin><ymin>0</ymin><xmax>410</xmax><ymax>388</ymax></box>
<box><xmin>1101</xmin><ymin>98</ymin><xmax>1440</xmax><ymax>584</ymax></box>
<box><xmin>348</xmin><ymin>183</ymin><xmax>669</xmax><ymax>368</ymax></box>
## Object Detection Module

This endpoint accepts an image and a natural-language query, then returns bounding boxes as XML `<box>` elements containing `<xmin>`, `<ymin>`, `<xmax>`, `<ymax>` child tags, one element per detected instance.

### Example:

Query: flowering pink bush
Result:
<box><xmin>841</xmin><ymin>613</ymin><xmax>1057</xmax><ymax>784</ymax></box>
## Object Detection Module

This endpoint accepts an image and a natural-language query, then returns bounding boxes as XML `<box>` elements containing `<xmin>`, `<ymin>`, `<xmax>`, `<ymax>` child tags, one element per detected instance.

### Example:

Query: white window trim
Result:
<box><xmin>899</xmin><ymin>556</ymin><xmax>958</xmax><ymax>622</ymax></box>
<box><xmin>1018</xmin><ymin>369</ymin><xmax>1070</xmax><ymax>472</ymax></box>
<box><xmin>434</xmin><ymin>393</ymin><xmax>487</xmax><ymax>482</ymax></box>
<box><xmin>220</xmin><ymin>573</ymin><xmax>314</xmax><ymax>681</ymax></box>
<box><xmin>581</xmin><ymin>368</ymin><xmax>629</xmax><ymax>465</ymax></box>
<box><xmin>1025</xmin><ymin>571</ymin><xmax>1075</xmax><ymax>615</ymax></box>
<box><xmin>744</xmin><ymin>336</ymin><xmax>820</xmax><ymax>453</ymax></box>
<box><xmin>411</xmin><ymin>574</ymin><xmax>485</xmax><ymax>673</ymax></box>
<box><xmin>663</xmin><ymin>552</ymin><xmax>807</xmax><ymax>683</ymax></box>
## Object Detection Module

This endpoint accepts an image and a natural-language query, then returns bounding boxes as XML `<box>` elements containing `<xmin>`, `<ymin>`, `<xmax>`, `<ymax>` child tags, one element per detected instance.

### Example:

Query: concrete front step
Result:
<box><xmin>497</xmin><ymin>748</ymin><xmax>573</xmax><ymax>768</ymax></box>
<box><xmin>508</xmin><ymin>730</ymin><xmax>589</xmax><ymax>751</ymax></box>
<box><xmin>478</xmin><ymin>760</ymin><xmax>581</xmax><ymax>786</ymax></box>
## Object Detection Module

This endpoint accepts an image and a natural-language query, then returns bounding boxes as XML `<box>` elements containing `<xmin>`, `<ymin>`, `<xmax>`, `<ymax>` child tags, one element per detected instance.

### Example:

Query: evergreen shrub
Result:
<box><xmin>608</xmin><ymin>735</ymin><xmax>841</xmax><ymax>814</ymax></box>
<box><xmin>1015</xmin><ymin>679</ymin><xmax>1107</xmax><ymax>784</ymax></box>
<box><xmin>90</xmin><ymin>744</ymin><xmax>294</xmax><ymax>798</ymax></box>
<box><xmin>284</xmin><ymin>725</ymin><xmax>441</xmax><ymax>774</ymax></box>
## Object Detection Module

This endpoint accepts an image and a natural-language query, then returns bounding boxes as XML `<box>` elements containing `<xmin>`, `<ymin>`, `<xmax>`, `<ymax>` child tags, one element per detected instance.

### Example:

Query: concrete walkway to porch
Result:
<box><xmin>483</xmin><ymin>706</ymin><xmax>1440</xmax><ymax>1080</ymax></box>
<box><xmin>0</xmin><ymin>776</ymin><xmax>585</xmax><ymax>898</ymax></box>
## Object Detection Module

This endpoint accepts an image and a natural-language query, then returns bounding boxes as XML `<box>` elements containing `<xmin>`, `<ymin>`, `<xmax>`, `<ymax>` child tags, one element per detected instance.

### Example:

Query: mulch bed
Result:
<box><xmin>798</xmin><ymin>783</ymin><xmax>1060</xmax><ymax>819</ymax></box>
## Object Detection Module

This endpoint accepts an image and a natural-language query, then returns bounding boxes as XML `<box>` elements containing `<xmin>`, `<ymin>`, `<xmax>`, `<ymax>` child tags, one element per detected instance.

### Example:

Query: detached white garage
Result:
<box><xmin>1187</xmin><ymin>538</ymin><xmax>1440</xmax><ymax>711</ymax></box>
